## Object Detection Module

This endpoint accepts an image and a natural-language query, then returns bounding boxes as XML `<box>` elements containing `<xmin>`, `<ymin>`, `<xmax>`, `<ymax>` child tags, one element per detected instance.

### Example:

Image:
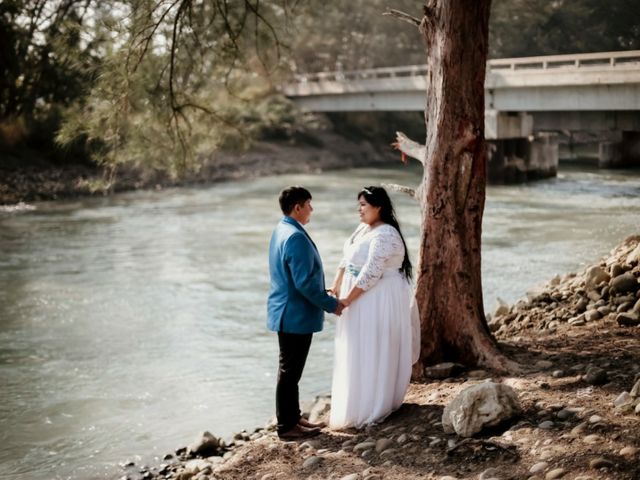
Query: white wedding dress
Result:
<box><xmin>330</xmin><ymin>223</ymin><xmax>413</xmax><ymax>429</ymax></box>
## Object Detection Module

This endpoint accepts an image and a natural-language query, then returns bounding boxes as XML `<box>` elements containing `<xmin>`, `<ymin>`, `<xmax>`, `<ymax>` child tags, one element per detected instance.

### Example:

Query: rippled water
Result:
<box><xmin>0</xmin><ymin>164</ymin><xmax>639</xmax><ymax>479</ymax></box>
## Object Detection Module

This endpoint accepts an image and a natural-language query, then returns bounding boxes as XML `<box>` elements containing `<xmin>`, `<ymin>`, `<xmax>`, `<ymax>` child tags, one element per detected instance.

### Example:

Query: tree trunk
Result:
<box><xmin>413</xmin><ymin>0</ymin><xmax>514</xmax><ymax>374</ymax></box>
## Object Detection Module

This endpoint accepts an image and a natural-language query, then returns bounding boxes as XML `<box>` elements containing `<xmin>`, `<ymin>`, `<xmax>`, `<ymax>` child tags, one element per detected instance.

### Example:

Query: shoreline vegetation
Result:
<box><xmin>0</xmin><ymin>128</ymin><xmax>404</xmax><ymax>207</ymax></box>
<box><xmin>119</xmin><ymin>235</ymin><xmax>640</xmax><ymax>480</ymax></box>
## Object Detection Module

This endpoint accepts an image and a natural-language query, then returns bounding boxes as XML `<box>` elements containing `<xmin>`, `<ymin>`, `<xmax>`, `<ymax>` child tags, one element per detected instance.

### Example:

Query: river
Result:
<box><xmin>0</xmin><ymin>163</ymin><xmax>639</xmax><ymax>479</ymax></box>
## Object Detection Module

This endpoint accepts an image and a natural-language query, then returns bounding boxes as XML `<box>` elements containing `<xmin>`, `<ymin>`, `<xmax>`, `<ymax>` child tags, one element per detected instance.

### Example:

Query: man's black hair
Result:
<box><xmin>279</xmin><ymin>186</ymin><xmax>312</xmax><ymax>215</ymax></box>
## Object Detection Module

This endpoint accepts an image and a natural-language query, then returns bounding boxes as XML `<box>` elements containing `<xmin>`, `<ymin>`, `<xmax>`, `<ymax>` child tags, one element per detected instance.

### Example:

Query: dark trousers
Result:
<box><xmin>276</xmin><ymin>331</ymin><xmax>313</xmax><ymax>434</ymax></box>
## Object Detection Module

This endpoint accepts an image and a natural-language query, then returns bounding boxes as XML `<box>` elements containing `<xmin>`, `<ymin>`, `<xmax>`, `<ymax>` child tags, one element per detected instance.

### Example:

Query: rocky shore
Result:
<box><xmin>0</xmin><ymin>131</ymin><xmax>396</xmax><ymax>205</ymax></box>
<box><xmin>119</xmin><ymin>235</ymin><xmax>640</xmax><ymax>480</ymax></box>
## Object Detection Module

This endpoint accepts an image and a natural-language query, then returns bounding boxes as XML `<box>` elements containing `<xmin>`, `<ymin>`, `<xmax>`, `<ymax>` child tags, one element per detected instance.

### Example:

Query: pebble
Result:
<box><xmin>479</xmin><ymin>467</ymin><xmax>500</xmax><ymax>479</ymax></box>
<box><xmin>536</xmin><ymin>360</ymin><xmax>554</xmax><ymax>369</ymax></box>
<box><xmin>379</xmin><ymin>448</ymin><xmax>397</xmax><ymax>458</ymax></box>
<box><xmin>353</xmin><ymin>442</ymin><xmax>376</xmax><ymax>453</ymax></box>
<box><xmin>539</xmin><ymin>450</ymin><xmax>555</xmax><ymax>460</ymax></box>
<box><xmin>302</xmin><ymin>456</ymin><xmax>322</xmax><ymax>469</ymax></box>
<box><xmin>396</xmin><ymin>433</ymin><xmax>408</xmax><ymax>444</ymax></box>
<box><xmin>545</xmin><ymin>468</ymin><xmax>566</xmax><ymax>479</ymax></box>
<box><xmin>588</xmin><ymin>415</ymin><xmax>603</xmax><ymax>423</ymax></box>
<box><xmin>529</xmin><ymin>462</ymin><xmax>548</xmax><ymax>474</ymax></box>
<box><xmin>589</xmin><ymin>457</ymin><xmax>614</xmax><ymax>469</ymax></box>
<box><xmin>556</xmin><ymin>409</ymin><xmax>574</xmax><ymax>420</ymax></box>
<box><xmin>375</xmin><ymin>438</ymin><xmax>393</xmax><ymax>453</ymax></box>
<box><xmin>614</xmin><ymin>391</ymin><xmax>632</xmax><ymax>407</ymax></box>
<box><xmin>538</xmin><ymin>421</ymin><xmax>554</xmax><ymax>429</ymax></box>
<box><xmin>620</xmin><ymin>446</ymin><xmax>638</xmax><ymax>456</ymax></box>
<box><xmin>260</xmin><ymin>475</ymin><xmax>275</xmax><ymax>480</ymax></box>
<box><xmin>340</xmin><ymin>475</ymin><xmax>359</xmax><ymax>480</ymax></box>
<box><xmin>440</xmin><ymin>477</ymin><xmax>459</xmax><ymax>480</ymax></box>
<box><xmin>584</xmin><ymin>367</ymin><xmax>608</xmax><ymax>385</ymax></box>
<box><xmin>583</xmin><ymin>434</ymin><xmax>603</xmax><ymax>444</ymax></box>
<box><xmin>551</xmin><ymin>370</ymin><xmax>565</xmax><ymax>378</ymax></box>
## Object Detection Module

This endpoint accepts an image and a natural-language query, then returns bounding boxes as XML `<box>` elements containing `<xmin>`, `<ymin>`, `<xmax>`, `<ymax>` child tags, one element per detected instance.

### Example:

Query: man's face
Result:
<box><xmin>295</xmin><ymin>199</ymin><xmax>313</xmax><ymax>225</ymax></box>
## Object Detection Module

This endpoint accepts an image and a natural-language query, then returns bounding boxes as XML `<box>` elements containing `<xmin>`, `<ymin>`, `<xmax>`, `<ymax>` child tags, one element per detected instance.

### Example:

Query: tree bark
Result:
<box><xmin>413</xmin><ymin>0</ymin><xmax>515</xmax><ymax>374</ymax></box>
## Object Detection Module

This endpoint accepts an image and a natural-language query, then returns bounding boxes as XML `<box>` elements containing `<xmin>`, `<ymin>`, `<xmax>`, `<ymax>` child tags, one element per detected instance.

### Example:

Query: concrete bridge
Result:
<box><xmin>283</xmin><ymin>50</ymin><xmax>640</xmax><ymax>182</ymax></box>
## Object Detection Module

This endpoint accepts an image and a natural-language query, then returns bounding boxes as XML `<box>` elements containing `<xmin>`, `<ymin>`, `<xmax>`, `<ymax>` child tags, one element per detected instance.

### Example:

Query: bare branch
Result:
<box><xmin>382</xmin><ymin>8</ymin><xmax>421</xmax><ymax>27</ymax></box>
<box><xmin>391</xmin><ymin>131</ymin><xmax>426</xmax><ymax>165</ymax></box>
<box><xmin>382</xmin><ymin>183</ymin><xmax>416</xmax><ymax>199</ymax></box>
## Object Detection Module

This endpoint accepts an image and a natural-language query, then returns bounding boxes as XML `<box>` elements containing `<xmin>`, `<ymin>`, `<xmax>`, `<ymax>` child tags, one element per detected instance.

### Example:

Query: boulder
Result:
<box><xmin>441</xmin><ymin>382</ymin><xmax>521</xmax><ymax>437</ymax></box>
<box><xmin>585</xmin><ymin>266</ymin><xmax>610</xmax><ymax>290</ymax></box>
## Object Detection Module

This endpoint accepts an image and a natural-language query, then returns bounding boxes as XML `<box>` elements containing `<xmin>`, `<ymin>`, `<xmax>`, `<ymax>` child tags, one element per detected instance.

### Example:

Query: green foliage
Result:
<box><xmin>3</xmin><ymin>0</ymin><xmax>640</xmax><ymax>179</ymax></box>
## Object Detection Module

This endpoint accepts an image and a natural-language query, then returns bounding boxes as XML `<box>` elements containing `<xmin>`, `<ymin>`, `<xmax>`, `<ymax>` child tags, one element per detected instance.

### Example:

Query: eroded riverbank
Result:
<box><xmin>125</xmin><ymin>236</ymin><xmax>640</xmax><ymax>480</ymax></box>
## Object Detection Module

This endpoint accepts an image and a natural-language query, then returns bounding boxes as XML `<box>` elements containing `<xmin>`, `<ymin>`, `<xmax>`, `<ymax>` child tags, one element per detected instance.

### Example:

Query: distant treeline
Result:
<box><xmin>1</xmin><ymin>0</ymin><xmax>638</xmax><ymax>179</ymax></box>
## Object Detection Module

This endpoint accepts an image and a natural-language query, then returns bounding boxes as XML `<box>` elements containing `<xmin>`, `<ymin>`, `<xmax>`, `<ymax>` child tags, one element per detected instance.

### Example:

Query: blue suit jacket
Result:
<box><xmin>267</xmin><ymin>216</ymin><xmax>338</xmax><ymax>334</ymax></box>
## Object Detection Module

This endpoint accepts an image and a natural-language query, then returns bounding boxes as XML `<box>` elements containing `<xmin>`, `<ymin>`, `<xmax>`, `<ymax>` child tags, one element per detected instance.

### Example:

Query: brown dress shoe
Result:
<box><xmin>298</xmin><ymin>417</ymin><xmax>326</xmax><ymax>429</ymax></box>
<box><xmin>278</xmin><ymin>424</ymin><xmax>321</xmax><ymax>440</ymax></box>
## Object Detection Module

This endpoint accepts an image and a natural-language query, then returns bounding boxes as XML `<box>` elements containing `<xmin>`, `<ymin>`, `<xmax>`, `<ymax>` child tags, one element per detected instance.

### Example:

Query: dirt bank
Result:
<box><xmin>118</xmin><ymin>235</ymin><xmax>640</xmax><ymax>480</ymax></box>
<box><xmin>0</xmin><ymin>131</ymin><xmax>397</xmax><ymax>205</ymax></box>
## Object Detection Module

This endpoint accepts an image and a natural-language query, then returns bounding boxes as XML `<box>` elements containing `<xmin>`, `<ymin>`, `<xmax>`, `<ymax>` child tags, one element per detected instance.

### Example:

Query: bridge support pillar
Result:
<box><xmin>487</xmin><ymin>133</ymin><xmax>558</xmax><ymax>184</ymax></box>
<box><xmin>599</xmin><ymin>131</ymin><xmax>640</xmax><ymax>168</ymax></box>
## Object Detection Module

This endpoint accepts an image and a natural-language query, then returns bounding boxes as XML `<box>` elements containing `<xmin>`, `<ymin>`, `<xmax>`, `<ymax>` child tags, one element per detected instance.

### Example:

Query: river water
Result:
<box><xmin>0</xmin><ymin>164</ymin><xmax>639</xmax><ymax>479</ymax></box>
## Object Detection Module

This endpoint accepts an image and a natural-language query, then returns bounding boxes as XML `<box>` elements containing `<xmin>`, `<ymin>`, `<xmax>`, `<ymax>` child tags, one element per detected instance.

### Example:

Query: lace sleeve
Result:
<box><xmin>356</xmin><ymin>226</ymin><xmax>404</xmax><ymax>291</ymax></box>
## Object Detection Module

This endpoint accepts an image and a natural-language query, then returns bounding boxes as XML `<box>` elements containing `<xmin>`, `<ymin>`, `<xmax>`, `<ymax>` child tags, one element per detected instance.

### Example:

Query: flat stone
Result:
<box><xmin>589</xmin><ymin>457</ymin><xmax>615</xmax><ymax>469</ymax></box>
<box><xmin>538</xmin><ymin>421</ymin><xmax>554</xmax><ymax>429</ymax></box>
<box><xmin>545</xmin><ymin>468</ymin><xmax>567</xmax><ymax>479</ymax></box>
<box><xmin>529</xmin><ymin>462</ymin><xmax>548</xmax><ymax>474</ymax></box>
<box><xmin>588</xmin><ymin>415</ymin><xmax>603</xmax><ymax>423</ymax></box>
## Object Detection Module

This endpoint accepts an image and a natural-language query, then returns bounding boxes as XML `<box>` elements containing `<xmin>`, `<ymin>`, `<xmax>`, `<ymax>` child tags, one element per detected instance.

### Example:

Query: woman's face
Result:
<box><xmin>358</xmin><ymin>196</ymin><xmax>381</xmax><ymax>225</ymax></box>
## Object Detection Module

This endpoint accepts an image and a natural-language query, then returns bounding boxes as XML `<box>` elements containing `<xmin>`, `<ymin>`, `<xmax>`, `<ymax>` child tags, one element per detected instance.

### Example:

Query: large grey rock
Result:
<box><xmin>610</xmin><ymin>272</ymin><xmax>638</xmax><ymax>294</ymax></box>
<box><xmin>441</xmin><ymin>382</ymin><xmax>521</xmax><ymax>437</ymax></box>
<box><xmin>188</xmin><ymin>432</ymin><xmax>220</xmax><ymax>457</ymax></box>
<box><xmin>585</xmin><ymin>266</ymin><xmax>610</xmax><ymax>290</ymax></box>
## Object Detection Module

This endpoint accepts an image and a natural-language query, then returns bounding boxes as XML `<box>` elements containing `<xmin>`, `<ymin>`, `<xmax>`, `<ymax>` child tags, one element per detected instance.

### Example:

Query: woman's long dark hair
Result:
<box><xmin>358</xmin><ymin>185</ymin><xmax>413</xmax><ymax>281</ymax></box>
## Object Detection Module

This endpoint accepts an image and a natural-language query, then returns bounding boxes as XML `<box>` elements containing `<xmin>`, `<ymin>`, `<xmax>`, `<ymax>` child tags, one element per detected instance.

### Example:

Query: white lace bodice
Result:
<box><xmin>340</xmin><ymin>223</ymin><xmax>406</xmax><ymax>291</ymax></box>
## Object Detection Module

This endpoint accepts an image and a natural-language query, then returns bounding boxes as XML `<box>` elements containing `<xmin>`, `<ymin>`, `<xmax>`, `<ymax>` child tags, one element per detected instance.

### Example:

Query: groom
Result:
<box><xmin>267</xmin><ymin>186</ymin><xmax>344</xmax><ymax>440</ymax></box>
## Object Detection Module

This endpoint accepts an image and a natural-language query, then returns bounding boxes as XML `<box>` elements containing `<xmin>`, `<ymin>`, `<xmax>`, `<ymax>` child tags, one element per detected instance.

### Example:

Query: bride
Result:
<box><xmin>329</xmin><ymin>185</ymin><xmax>414</xmax><ymax>429</ymax></box>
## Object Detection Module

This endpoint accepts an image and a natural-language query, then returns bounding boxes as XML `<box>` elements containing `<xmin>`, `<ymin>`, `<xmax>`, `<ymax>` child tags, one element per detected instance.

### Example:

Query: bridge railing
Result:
<box><xmin>293</xmin><ymin>50</ymin><xmax>640</xmax><ymax>83</ymax></box>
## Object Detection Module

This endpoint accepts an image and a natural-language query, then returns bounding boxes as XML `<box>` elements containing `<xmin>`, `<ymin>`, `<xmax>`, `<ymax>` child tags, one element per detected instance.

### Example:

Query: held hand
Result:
<box><xmin>334</xmin><ymin>300</ymin><xmax>348</xmax><ymax>316</ymax></box>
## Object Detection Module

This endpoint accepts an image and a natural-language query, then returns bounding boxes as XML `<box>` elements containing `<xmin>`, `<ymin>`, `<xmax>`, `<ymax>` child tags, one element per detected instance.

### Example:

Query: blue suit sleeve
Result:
<box><xmin>284</xmin><ymin>233</ymin><xmax>339</xmax><ymax>313</ymax></box>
